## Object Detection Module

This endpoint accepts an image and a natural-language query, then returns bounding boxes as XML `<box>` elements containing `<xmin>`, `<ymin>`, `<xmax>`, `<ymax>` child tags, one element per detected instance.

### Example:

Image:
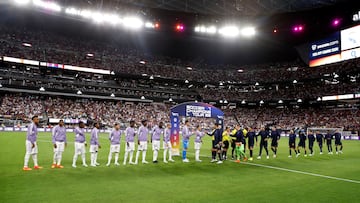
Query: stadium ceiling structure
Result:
<box><xmin>59</xmin><ymin>0</ymin><xmax>349</xmax><ymax>16</ymax></box>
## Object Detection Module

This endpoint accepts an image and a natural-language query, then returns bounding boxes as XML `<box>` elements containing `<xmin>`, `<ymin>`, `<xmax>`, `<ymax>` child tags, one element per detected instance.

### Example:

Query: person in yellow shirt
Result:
<box><xmin>222</xmin><ymin>127</ymin><xmax>231</xmax><ymax>160</ymax></box>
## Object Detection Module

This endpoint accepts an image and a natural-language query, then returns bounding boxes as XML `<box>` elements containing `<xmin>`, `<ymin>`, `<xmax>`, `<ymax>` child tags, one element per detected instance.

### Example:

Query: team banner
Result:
<box><xmin>170</xmin><ymin>102</ymin><xmax>224</xmax><ymax>155</ymax></box>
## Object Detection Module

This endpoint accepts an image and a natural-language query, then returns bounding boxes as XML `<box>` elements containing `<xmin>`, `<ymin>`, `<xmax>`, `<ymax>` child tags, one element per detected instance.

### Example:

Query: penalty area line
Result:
<box><xmin>240</xmin><ymin>161</ymin><xmax>360</xmax><ymax>184</ymax></box>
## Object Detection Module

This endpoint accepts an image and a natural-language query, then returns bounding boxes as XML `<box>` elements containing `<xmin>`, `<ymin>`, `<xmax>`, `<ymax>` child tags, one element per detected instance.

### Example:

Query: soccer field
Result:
<box><xmin>0</xmin><ymin>132</ymin><xmax>359</xmax><ymax>203</ymax></box>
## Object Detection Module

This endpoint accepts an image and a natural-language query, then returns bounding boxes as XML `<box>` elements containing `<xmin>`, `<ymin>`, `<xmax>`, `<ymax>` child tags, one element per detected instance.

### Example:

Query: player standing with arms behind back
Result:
<box><xmin>257</xmin><ymin>127</ymin><xmax>270</xmax><ymax>159</ymax></box>
<box><xmin>151</xmin><ymin>121</ymin><xmax>164</xmax><ymax>163</ymax></box>
<box><xmin>316</xmin><ymin>131</ymin><xmax>324</xmax><ymax>155</ymax></box>
<box><xmin>270</xmin><ymin>127</ymin><xmax>280</xmax><ymax>158</ymax></box>
<box><xmin>308</xmin><ymin>130</ymin><xmax>316</xmax><ymax>156</ymax></box>
<box><xmin>247</xmin><ymin>127</ymin><xmax>258</xmax><ymax>161</ymax></box>
<box><xmin>325</xmin><ymin>130</ymin><xmax>333</xmax><ymax>155</ymax></box>
<box><xmin>288</xmin><ymin>130</ymin><xmax>298</xmax><ymax>158</ymax></box>
<box><xmin>334</xmin><ymin>129</ymin><xmax>343</xmax><ymax>154</ymax></box>
<box><xmin>23</xmin><ymin>116</ymin><xmax>42</xmax><ymax>171</ymax></box>
<box><xmin>106</xmin><ymin>123</ymin><xmax>122</xmax><ymax>166</ymax></box>
<box><xmin>123</xmin><ymin>120</ymin><xmax>136</xmax><ymax>165</ymax></box>
<box><xmin>72</xmin><ymin>121</ymin><xmax>88</xmax><ymax>168</ymax></box>
<box><xmin>135</xmin><ymin>120</ymin><xmax>149</xmax><ymax>164</ymax></box>
<box><xmin>163</xmin><ymin>123</ymin><xmax>174</xmax><ymax>163</ymax></box>
<box><xmin>51</xmin><ymin>119</ymin><xmax>67</xmax><ymax>169</ymax></box>
<box><xmin>90</xmin><ymin>122</ymin><xmax>101</xmax><ymax>167</ymax></box>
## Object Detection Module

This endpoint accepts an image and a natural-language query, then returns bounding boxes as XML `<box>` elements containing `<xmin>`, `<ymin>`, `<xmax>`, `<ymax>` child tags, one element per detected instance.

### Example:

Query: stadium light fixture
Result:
<box><xmin>149</xmin><ymin>75</ymin><xmax>154</xmax><ymax>80</ymax></box>
<box><xmin>293</xmin><ymin>25</ymin><xmax>304</xmax><ymax>33</ymax></box>
<box><xmin>186</xmin><ymin>67</ymin><xmax>192</xmax><ymax>71</ymax></box>
<box><xmin>255</xmin><ymin>82</ymin><xmax>259</xmax><ymax>86</ymax></box>
<box><xmin>110</xmin><ymin>93</ymin><xmax>115</xmax><ymax>97</ymax></box>
<box><xmin>194</xmin><ymin>25</ymin><xmax>217</xmax><ymax>34</ymax></box>
<box><xmin>224</xmin><ymin>100</ymin><xmax>228</xmax><ymax>104</ymax></box>
<box><xmin>77</xmin><ymin>90</ymin><xmax>82</xmax><ymax>95</ymax></box>
<box><xmin>22</xmin><ymin>43</ymin><xmax>32</xmax><ymax>47</ymax></box>
<box><xmin>237</xmin><ymin>69</ymin><xmax>244</xmax><ymax>73</ymax></box>
<box><xmin>293</xmin><ymin>80</ymin><xmax>298</xmax><ymax>84</ymax></box>
<box><xmin>175</xmin><ymin>23</ymin><xmax>185</xmax><ymax>32</ymax></box>
<box><xmin>332</xmin><ymin>19</ymin><xmax>341</xmax><ymax>27</ymax></box>
<box><xmin>87</xmin><ymin>53</ymin><xmax>94</xmax><ymax>57</ymax></box>
<box><xmin>317</xmin><ymin>97</ymin><xmax>322</xmax><ymax>101</ymax></box>
<box><xmin>278</xmin><ymin>100</ymin><xmax>283</xmax><ymax>104</ymax></box>
<box><xmin>169</xmin><ymin>98</ymin><xmax>173</xmax><ymax>102</ymax></box>
<box><xmin>123</xmin><ymin>17</ymin><xmax>144</xmax><ymax>30</ymax></box>
<box><xmin>297</xmin><ymin>98</ymin><xmax>302</xmax><ymax>103</ymax></box>
<box><xmin>185</xmin><ymin>80</ymin><xmax>189</xmax><ymax>84</ymax></box>
<box><xmin>145</xmin><ymin>22</ymin><xmax>154</xmax><ymax>28</ymax></box>
<box><xmin>260</xmin><ymin>100</ymin><xmax>264</xmax><ymax>104</ymax></box>
<box><xmin>219</xmin><ymin>100</ymin><xmax>223</xmax><ymax>104</ymax></box>
<box><xmin>33</xmin><ymin>0</ymin><xmax>62</xmax><ymax>12</ymax></box>
<box><xmin>39</xmin><ymin>87</ymin><xmax>45</xmax><ymax>92</ymax></box>
<box><xmin>15</xmin><ymin>0</ymin><xmax>30</xmax><ymax>5</ymax></box>
<box><xmin>0</xmin><ymin>84</ymin><xmax>2</xmax><ymax>88</ymax></box>
<box><xmin>219</xmin><ymin>26</ymin><xmax>239</xmax><ymax>37</ymax></box>
<box><xmin>241</xmin><ymin>27</ymin><xmax>256</xmax><ymax>37</ymax></box>
<box><xmin>141</xmin><ymin>96</ymin><xmax>145</xmax><ymax>100</ymax></box>
<box><xmin>241</xmin><ymin>100</ymin><xmax>246</xmax><ymax>104</ymax></box>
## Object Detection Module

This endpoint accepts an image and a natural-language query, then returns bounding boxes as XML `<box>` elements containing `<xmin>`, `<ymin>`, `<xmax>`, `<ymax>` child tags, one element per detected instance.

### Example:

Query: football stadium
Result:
<box><xmin>1</xmin><ymin>0</ymin><xmax>360</xmax><ymax>202</ymax></box>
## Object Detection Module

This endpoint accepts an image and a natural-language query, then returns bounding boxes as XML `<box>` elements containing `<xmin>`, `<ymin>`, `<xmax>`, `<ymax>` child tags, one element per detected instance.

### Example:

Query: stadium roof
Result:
<box><xmin>62</xmin><ymin>0</ymin><xmax>350</xmax><ymax>16</ymax></box>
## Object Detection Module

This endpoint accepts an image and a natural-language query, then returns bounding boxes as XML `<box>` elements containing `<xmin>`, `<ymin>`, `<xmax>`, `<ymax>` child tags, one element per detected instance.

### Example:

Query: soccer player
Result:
<box><xmin>288</xmin><ymin>130</ymin><xmax>298</xmax><ymax>158</ymax></box>
<box><xmin>23</xmin><ymin>115</ymin><xmax>42</xmax><ymax>171</ymax></box>
<box><xmin>296</xmin><ymin>129</ymin><xmax>307</xmax><ymax>157</ymax></box>
<box><xmin>222</xmin><ymin>126</ymin><xmax>231</xmax><ymax>160</ymax></box>
<box><xmin>72</xmin><ymin>121</ymin><xmax>88</xmax><ymax>168</ymax></box>
<box><xmin>308</xmin><ymin>130</ymin><xmax>316</xmax><ymax>156</ymax></box>
<box><xmin>106</xmin><ymin>123</ymin><xmax>122</xmax><ymax>166</ymax></box>
<box><xmin>231</xmin><ymin>124</ymin><xmax>247</xmax><ymax>163</ymax></box>
<box><xmin>182</xmin><ymin>120</ymin><xmax>192</xmax><ymax>162</ymax></box>
<box><xmin>247</xmin><ymin>127</ymin><xmax>258</xmax><ymax>161</ymax></box>
<box><xmin>207</xmin><ymin>123</ymin><xmax>223</xmax><ymax>164</ymax></box>
<box><xmin>123</xmin><ymin>120</ymin><xmax>136</xmax><ymax>165</ymax></box>
<box><xmin>316</xmin><ymin>131</ymin><xmax>324</xmax><ymax>155</ymax></box>
<box><xmin>90</xmin><ymin>122</ymin><xmax>101</xmax><ymax>167</ymax></box>
<box><xmin>325</xmin><ymin>130</ymin><xmax>333</xmax><ymax>154</ymax></box>
<box><xmin>257</xmin><ymin>127</ymin><xmax>270</xmax><ymax>159</ymax></box>
<box><xmin>230</xmin><ymin>127</ymin><xmax>237</xmax><ymax>159</ymax></box>
<box><xmin>51</xmin><ymin>119</ymin><xmax>67</xmax><ymax>169</ymax></box>
<box><xmin>334</xmin><ymin>130</ymin><xmax>343</xmax><ymax>154</ymax></box>
<box><xmin>194</xmin><ymin>125</ymin><xmax>205</xmax><ymax>162</ymax></box>
<box><xmin>163</xmin><ymin>123</ymin><xmax>174</xmax><ymax>163</ymax></box>
<box><xmin>151</xmin><ymin>121</ymin><xmax>164</xmax><ymax>163</ymax></box>
<box><xmin>135</xmin><ymin>119</ymin><xmax>149</xmax><ymax>164</ymax></box>
<box><xmin>242</xmin><ymin>127</ymin><xmax>248</xmax><ymax>153</ymax></box>
<box><xmin>270</xmin><ymin>127</ymin><xmax>280</xmax><ymax>158</ymax></box>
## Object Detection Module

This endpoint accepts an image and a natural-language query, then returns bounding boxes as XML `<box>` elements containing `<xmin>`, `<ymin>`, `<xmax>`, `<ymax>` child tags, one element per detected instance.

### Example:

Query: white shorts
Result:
<box><xmin>194</xmin><ymin>142</ymin><xmax>202</xmax><ymax>150</ymax></box>
<box><xmin>25</xmin><ymin>140</ymin><xmax>38</xmax><ymax>154</ymax></box>
<box><xmin>75</xmin><ymin>142</ymin><xmax>86</xmax><ymax>155</ymax></box>
<box><xmin>89</xmin><ymin>145</ymin><xmax>99</xmax><ymax>153</ymax></box>
<box><xmin>152</xmin><ymin>140</ymin><xmax>160</xmax><ymax>151</ymax></box>
<box><xmin>125</xmin><ymin>142</ymin><xmax>135</xmax><ymax>152</ymax></box>
<box><xmin>54</xmin><ymin>142</ymin><xmax>65</xmax><ymax>153</ymax></box>
<box><xmin>110</xmin><ymin>144</ymin><xmax>121</xmax><ymax>153</ymax></box>
<box><xmin>163</xmin><ymin>141</ymin><xmax>172</xmax><ymax>149</ymax></box>
<box><xmin>137</xmin><ymin>141</ymin><xmax>147</xmax><ymax>151</ymax></box>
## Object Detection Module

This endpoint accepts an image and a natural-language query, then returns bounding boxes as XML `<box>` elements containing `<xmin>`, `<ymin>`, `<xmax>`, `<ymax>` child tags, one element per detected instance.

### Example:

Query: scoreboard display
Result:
<box><xmin>309</xmin><ymin>25</ymin><xmax>360</xmax><ymax>67</ymax></box>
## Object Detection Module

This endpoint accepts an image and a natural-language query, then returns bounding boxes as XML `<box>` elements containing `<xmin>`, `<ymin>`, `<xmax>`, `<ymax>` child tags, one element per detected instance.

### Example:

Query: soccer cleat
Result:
<box><xmin>273</xmin><ymin>155</ymin><xmax>277</xmax><ymax>158</ymax></box>
<box><xmin>56</xmin><ymin>165</ymin><xmax>64</xmax><ymax>168</ymax></box>
<box><xmin>106</xmin><ymin>163</ymin><xmax>111</xmax><ymax>167</ymax></box>
<box><xmin>169</xmin><ymin>159</ymin><xmax>175</xmax><ymax>162</ymax></box>
<box><xmin>210</xmin><ymin>159</ymin><xmax>217</xmax><ymax>163</ymax></box>
<box><xmin>142</xmin><ymin>161</ymin><xmax>149</xmax><ymax>164</ymax></box>
<box><xmin>72</xmin><ymin>164</ymin><xmax>77</xmax><ymax>168</ymax></box>
<box><xmin>266</xmin><ymin>156</ymin><xmax>269</xmax><ymax>159</ymax></box>
<box><xmin>288</xmin><ymin>155</ymin><xmax>292</xmax><ymax>158</ymax></box>
<box><xmin>336</xmin><ymin>151</ymin><xmax>339</xmax><ymax>155</ymax></box>
<box><xmin>257</xmin><ymin>156</ymin><xmax>261</xmax><ymax>160</ymax></box>
<box><xmin>82</xmin><ymin>164</ymin><xmax>88</xmax><ymax>167</ymax></box>
<box><xmin>129</xmin><ymin>162</ymin><xmax>136</xmax><ymax>165</ymax></box>
<box><xmin>163</xmin><ymin>160</ymin><xmax>168</xmax><ymax>163</ymax></box>
<box><xmin>51</xmin><ymin>164</ymin><xmax>57</xmax><ymax>169</ymax></box>
<box><xmin>339</xmin><ymin>151</ymin><xmax>343</xmax><ymax>154</ymax></box>
<box><xmin>34</xmin><ymin>166</ymin><xmax>43</xmax><ymax>170</ymax></box>
<box><xmin>95</xmin><ymin>163</ymin><xmax>100</xmax><ymax>166</ymax></box>
<box><xmin>23</xmin><ymin>166</ymin><xmax>32</xmax><ymax>171</ymax></box>
<box><xmin>309</xmin><ymin>154</ymin><xmax>313</xmax><ymax>156</ymax></box>
<box><xmin>114</xmin><ymin>163</ymin><xmax>120</xmax><ymax>166</ymax></box>
<box><xmin>90</xmin><ymin>164</ymin><xmax>97</xmax><ymax>167</ymax></box>
<box><xmin>249</xmin><ymin>157</ymin><xmax>253</xmax><ymax>161</ymax></box>
<box><xmin>182</xmin><ymin>159</ymin><xmax>190</xmax><ymax>163</ymax></box>
<box><xmin>320</xmin><ymin>152</ymin><xmax>323</xmax><ymax>155</ymax></box>
<box><xmin>216</xmin><ymin>160</ymin><xmax>223</xmax><ymax>164</ymax></box>
<box><xmin>304</xmin><ymin>155</ymin><xmax>307</xmax><ymax>157</ymax></box>
<box><xmin>196</xmin><ymin>160</ymin><xmax>202</xmax><ymax>162</ymax></box>
<box><xmin>296</xmin><ymin>153</ymin><xmax>300</xmax><ymax>158</ymax></box>
<box><xmin>235</xmin><ymin>160</ymin><xmax>240</xmax><ymax>163</ymax></box>
<box><xmin>153</xmin><ymin>160</ymin><xmax>158</xmax><ymax>164</ymax></box>
<box><xmin>243</xmin><ymin>157</ymin><xmax>248</xmax><ymax>162</ymax></box>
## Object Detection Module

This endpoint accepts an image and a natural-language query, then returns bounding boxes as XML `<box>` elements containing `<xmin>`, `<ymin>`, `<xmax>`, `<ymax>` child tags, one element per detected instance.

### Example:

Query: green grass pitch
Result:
<box><xmin>0</xmin><ymin>131</ymin><xmax>359</xmax><ymax>203</ymax></box>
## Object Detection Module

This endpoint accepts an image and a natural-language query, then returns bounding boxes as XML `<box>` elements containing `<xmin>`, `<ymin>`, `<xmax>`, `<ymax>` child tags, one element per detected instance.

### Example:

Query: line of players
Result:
<box><xmin>22</xmin><ymin>116</ymin><xmax>344</xmax><ymax>170</ymax></box>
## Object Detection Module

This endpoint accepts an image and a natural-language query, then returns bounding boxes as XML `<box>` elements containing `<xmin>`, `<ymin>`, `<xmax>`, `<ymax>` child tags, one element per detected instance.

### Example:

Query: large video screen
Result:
<box><xmin>309</xmin><ymin>25</ymin><xmax>360</xmax><ymax>67</ymax></box>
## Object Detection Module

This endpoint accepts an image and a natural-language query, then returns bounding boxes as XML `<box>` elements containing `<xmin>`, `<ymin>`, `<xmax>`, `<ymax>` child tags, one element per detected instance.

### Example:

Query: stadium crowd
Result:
<box><xmin>1</xmin><ymin>94</ymin><xmax>359</xmax><ymax>132</ymax></box>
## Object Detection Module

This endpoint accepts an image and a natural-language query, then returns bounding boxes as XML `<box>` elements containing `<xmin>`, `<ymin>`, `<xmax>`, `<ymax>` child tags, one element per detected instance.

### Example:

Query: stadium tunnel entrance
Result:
<box><xmin>170</xmin><ymin>102</ymin><xmax>224</xmax><ymax>155</ymax></box>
